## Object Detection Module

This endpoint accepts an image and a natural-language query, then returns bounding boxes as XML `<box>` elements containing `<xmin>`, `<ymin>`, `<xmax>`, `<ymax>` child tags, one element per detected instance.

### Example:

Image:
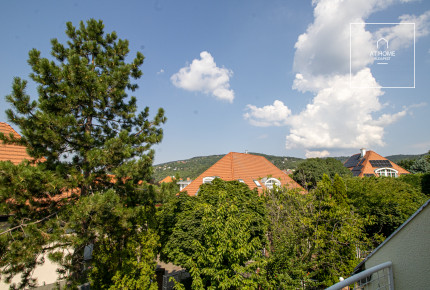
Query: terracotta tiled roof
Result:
<box><xmin>160</xmin><ymin>176</ymin><xmax>175</xmax><ymax>183</ymax></box>
<box><xmin>0</xmin><ymin>122</ymin><xmax>46</xmax><ymax>165</ymax></box>
<box><xmin>344</xmin><ymin>150</ymin><xmax>409</xmax><ymax>177</ymax></box>
<box><xmin>181</xmin><ymin>152</ymin><xmax>304</xmax><ymax>196</ymax></box>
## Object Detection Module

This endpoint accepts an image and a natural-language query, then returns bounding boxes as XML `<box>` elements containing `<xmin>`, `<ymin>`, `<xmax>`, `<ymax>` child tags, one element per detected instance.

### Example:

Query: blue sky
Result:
<box><xmin>0</xmin><ymin>0</ymin><xmax>429</xmax><ymax>164</ymax></box>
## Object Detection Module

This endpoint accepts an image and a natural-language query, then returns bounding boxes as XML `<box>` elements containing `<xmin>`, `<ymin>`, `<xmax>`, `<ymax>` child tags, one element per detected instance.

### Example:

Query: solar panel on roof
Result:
<box><xmin>369</xmin><ymin>160</ymin><xmax>392</xmax><ymax>168</ymax></box>
<box><xmin>352</xmin><ymin>171</ymin><xmax>361</xmax><ymax>177</ymax></box>
<box><xmin>344</xmin><ymin>154</ymin><xmax>360</xmax><ymax>168</ymax></box>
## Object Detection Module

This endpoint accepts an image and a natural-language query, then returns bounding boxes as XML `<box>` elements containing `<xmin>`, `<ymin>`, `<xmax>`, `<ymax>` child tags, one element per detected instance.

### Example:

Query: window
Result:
<box><xmin>375</xmin><ymin>168</ymin><xmax>398</xmax><ymax>177</ymax></box>
<box><xmin>238</xmin><ymin>179</ymin><xmax>245</xmax><ymax>183</ymax></box>
<box><xmin>253</xmin><ymin>179</ymin><xmax>262</xmax><ymax>187</ymax></box>
<box><xmin>203</xmin><ymin>176</ymin><xmax>215</xmax><ymax>184</ymax></box>
<box><xmin>265</xmin><ymin>178</ymin><xmax>281</xmax><ymax>189</ymax></box>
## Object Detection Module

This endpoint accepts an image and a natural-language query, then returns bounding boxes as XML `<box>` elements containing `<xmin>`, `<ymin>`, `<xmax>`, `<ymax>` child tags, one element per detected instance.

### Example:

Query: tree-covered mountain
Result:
<box><xmin>152</xmin><ymin>152</ymin><xmax>426</xmax><ymax>182</ymax></box>
<box><xmin>152</xmin><ymin>153</ymin><xmax>303</xmax><ymax>182</ymax></box>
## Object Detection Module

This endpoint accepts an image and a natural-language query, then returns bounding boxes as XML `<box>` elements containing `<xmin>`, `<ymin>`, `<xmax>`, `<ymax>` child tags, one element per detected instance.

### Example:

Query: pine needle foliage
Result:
<box><xmin>0</xmin><ymin>19</ymin><xmax>165</xmax><ymax>288</ymax></box>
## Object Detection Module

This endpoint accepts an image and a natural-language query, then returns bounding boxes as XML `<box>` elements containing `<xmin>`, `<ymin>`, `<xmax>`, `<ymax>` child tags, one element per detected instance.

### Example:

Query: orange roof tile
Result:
<box><xmin>344</xmin><ymin>150</ymin><xmax>409</xmax><ymax>177</ymax></box>
<box><xmin>0</xmin><ymin>122</ymin><xmax>46</xmax><ymax>165</ymax></box>
<box><xmin>181</xmin><ymin>152</ymin><xmax>304</xmax><ymax>196</ymax></box>
<box><xmin>160</xmin><ymin>176</ymin><xmax>175</xmax><ymax>183</ymax></box>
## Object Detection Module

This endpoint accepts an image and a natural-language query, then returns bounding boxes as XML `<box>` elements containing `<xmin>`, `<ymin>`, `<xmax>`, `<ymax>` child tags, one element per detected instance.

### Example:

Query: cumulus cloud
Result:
<box><xmin>305</xmin><ymin>150</ymin><xmax>330</xmax><ymax>158</ymax></box>
<box><xmin>285</xmin><ymin>69</ymin><xmax>407</xmax><ymax>150</ymax></box>
<box><xmin>171</xmin><ymin>51</ymin><xmax>235</xmax><ymax>103</ymax></box>
<box><xmin>244</xmin><ymin>100</ymin><xmax>291</xmax><ymax>127</ymax></box>
<box><xmin>244</xmin><ymin>0</ymin><xmax>429</xmax><ymax>156</ymax></box>
<box><xmin>372</xmin><ymin>11</ymin><xmax>430</xmax><ymax>51</ymax></box>
<box><xmin>293</xmin><ymin>0</ymin><xmax>391</xmax><ymax>84</ymax></box>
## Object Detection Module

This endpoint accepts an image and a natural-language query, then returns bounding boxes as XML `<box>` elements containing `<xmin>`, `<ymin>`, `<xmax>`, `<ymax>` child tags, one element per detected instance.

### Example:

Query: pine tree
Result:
<box><xmin>0</xmin><ymin>19</ymin><xmax>165</xmax><ymax>288</ymax></box>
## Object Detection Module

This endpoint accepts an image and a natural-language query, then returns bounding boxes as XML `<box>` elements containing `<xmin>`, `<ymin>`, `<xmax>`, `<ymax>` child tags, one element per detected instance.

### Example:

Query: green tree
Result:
<box><xmin>292</xmin><ymin>158</ymin><xmax>351</xmax><ymax>190</ymax></box>
<box><xmin>0</xmin><ymin>19</ymin><xmax>165</xmax><ymax>288</ymax></box>
<box><xmin>154</xmin><ymin>176</ymin><xmax>180</xmax><ymax>204</ymax></box>
<box><xmin>345</xmin><ymin>176</ymin><xmax>427</xmax><ymax>244</ymax></box>
<box><xmin>397</xmin><ymin>159</ymin><xmax>415</xmax><ymax>171</ymax></box>
<box><xmin>158</xmin><ymin>179</ymin><xmax>268</xmax><ymax>289</ymax></box>
<box><xmin>409</xmin><ymin>156</ymin><xmax>430</xmax><ymax>173</ymax></box>
<box><xmin>265</xmin><ymin>175</ymin><xmax>368</xmax><ymax>288</ymax></box>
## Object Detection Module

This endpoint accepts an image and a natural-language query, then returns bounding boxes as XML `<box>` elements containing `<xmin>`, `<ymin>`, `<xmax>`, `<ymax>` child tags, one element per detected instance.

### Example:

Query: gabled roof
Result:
<box><xmin>344</xmin><ymin>150</ymin><xmax>409</xmax><ymax>177</ymax></box>
<box><xmin>0</xmin><ymin>122</ymin><xmax>45</xmax><ymax>165</ymax></box>
<box><xmin>160</xmin><ymin>176</ymin><xmax>175</xmax><ymax>183</ymax></box>
<box><xmin>181</xmin><ymin>152</ymin><xmax>304</xmax><ymax>196</ymax></box>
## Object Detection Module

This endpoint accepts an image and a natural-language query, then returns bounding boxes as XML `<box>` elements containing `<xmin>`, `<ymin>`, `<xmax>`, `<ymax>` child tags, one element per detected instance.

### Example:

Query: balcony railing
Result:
<box><xmin>326</xmin><ymin>261</ymin><xmax>394</xmax><ymax>290</ymax></box>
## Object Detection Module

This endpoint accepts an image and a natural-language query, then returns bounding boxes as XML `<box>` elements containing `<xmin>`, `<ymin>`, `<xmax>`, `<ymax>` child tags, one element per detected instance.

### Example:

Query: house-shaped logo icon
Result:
<box><xmin>376</xmin><ymin>38</ymin><xmax>389</xmax><ymax>49</ymax></box>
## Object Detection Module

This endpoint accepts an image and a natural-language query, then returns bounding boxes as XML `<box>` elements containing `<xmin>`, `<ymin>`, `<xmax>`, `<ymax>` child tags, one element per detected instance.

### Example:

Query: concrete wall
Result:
<box><xmin>0</xmin><ymin>252</ymin><xmax>63</xmax><ymax>290</ymax></box>
<box><xmin>364</xmin><ymin>203</ymin><xmax>430</xmax><ymax>289</ymax></box>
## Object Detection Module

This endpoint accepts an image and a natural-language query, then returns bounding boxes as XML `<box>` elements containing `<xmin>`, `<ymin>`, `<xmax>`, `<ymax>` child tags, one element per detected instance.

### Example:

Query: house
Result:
<box><xmin>177</xmin><ymin>178</ymin><xmax>192</xmax><ymax>191</ymax></box>
<box><xmin>181</xmin><ymin>152</ymin><xmax>304</xmax><ymax>196</ymax></box>
<box><xmin>0</xmin><ymin>122</ymin><xmax>45</xmax><ymax>164</ymax></box>
<box><xmin>160</xmin><ymin>176</ymin><xmax>193</xmax><ymax>191</ymax></box>
<box><xmin>344</xmin><ymin>148</ymin><xmax>409</xmax><ymax>177</ymax></box>
<box><xmin>0</xmin><ymin>123</ymin><xmax>64</xmax><ymax>289</ymax></box>
<box><xmin>327</xmin><ymin>198</ymin><xmax>430</xmax><ymax>290</ymax></box>
<box><xmin>160</xmin><ymin>176</ymin><xmax>175</xmax><ymax>183</ymax></box>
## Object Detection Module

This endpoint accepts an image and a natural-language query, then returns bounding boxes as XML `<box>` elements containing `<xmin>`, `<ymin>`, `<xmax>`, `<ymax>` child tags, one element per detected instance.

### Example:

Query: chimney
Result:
<box><xmin>245</xmin><ymin>150</ymin><xmax>248</xmax><ymax>154</ymax></box>
<box><xmin>360</xmin><ymin>148</ymin><xmax>366</xmax><ymax>158</ymax></box>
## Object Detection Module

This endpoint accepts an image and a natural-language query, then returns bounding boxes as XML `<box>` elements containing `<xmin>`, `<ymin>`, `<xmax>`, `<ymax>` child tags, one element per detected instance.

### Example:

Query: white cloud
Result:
<box><xmin>244</xmin><ymin>100</ymin><xmax>291</xmax><ymax>127</ymax></box>
<box><xmin>285</xmin><ymin>69</ymin><xmax>405</xmax><ymax>150</ymax></box>
<box><xmin>157</xmin><ymin>69</ymin><xmax>165</xmax><ymax>75</ymax></box>
<box><xmin>372</xmin><ymin>11</ymin><xmax>430</xmax><ymax>51</ymax></box>
<box><xmin>293</xmin><ymin>0</ymin><xmax>391</xmax><ymax>84</ymax></box>
<box><xmin>305</xmin><ymin>150</ymin><xmax>330</xmax><ymax>158</ymax></box>
<box><xmin>244</xmin><ymin>0</ymin><xmax>430</xmax><ymax>155</ymax></box>
<box><xmin>171</xmin><ymin>51</ymin><xmax>235</xmax><ymax>103</ymax></box>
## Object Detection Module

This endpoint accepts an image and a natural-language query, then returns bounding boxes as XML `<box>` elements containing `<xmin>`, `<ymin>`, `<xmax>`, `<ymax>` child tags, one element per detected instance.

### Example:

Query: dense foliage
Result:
<box><xmin>345</xmin><ymin>176</ymin><xmax>427</xmax><ymax>245</ymax></box>
<box><xmin>0</xmin><ymin>19</ymin><xmax>165</xmax><ymax>288</ymax></box>
<box><xmin>265</xmin><ymin>175</ymin><xmax>368</xmax><ymax>288</ymax></box>
<box><xmin>158</xmin><ymin>179</ymin><xmax>268</xmax><ymax>289</ymax></box>
<box><xmin>292</xmin><ymin>158</ymin><xmax>352</xmax><ymax>190</ymax></box>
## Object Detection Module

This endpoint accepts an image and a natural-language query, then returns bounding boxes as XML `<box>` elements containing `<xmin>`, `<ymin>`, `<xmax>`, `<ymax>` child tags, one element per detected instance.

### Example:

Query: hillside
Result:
<box><xmin>385</xmin><ymin>153</ymin><xmax>426</xmax><ymax>162</ymax></box>
<box><xmin>152</xmin><ymin>153</ymin><xmax>303</xmax><ymax>182</ymax></box>
<box><xmin>152</xmin><ymin>152</ymin><xmax>425</xmax><ymax>182</ymax></box>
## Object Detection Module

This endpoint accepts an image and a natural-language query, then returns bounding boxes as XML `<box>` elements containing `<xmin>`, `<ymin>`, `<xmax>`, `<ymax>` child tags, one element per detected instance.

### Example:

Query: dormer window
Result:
<box><xmin>265</xmin><ymin>178</ymin><xmax>281</xmax><ymax>189</ymax></box>
<box><xmin>203</xmin><ymin>176</ymin><xmax>215</xmax><ymax>184</ymax></box>
<box><xmin>375</xmin><ymin>168</ymin><xmax>398</xmax><ymax>177</ymax></box>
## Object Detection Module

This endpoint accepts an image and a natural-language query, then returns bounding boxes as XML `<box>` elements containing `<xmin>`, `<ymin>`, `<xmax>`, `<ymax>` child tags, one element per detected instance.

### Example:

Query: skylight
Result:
<box><xmin>253</xmin><ymin>180</ymin><xmax>261</xmax><ymax>187</ymax></box>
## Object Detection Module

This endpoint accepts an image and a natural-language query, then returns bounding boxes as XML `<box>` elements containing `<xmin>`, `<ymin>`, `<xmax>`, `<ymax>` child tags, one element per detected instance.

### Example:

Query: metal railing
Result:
<box><xmin>326</xmin><ymin>261</ymin><xmax>394</xmax><ymax>290</ymax></box>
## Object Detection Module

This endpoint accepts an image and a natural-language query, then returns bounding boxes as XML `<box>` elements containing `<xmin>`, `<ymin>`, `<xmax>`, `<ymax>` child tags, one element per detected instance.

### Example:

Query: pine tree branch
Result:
<box><xmin>0</xmin><ymin>212</ymin><xmax>58</xmax><ymax>236</ymax></box>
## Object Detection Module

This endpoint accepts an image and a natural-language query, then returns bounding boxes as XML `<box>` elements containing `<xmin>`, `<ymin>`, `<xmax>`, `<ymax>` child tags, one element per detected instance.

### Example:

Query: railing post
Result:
<box><xmin>388</xmin><ymin>263</ymin><xmax>395</xmax><ymax>290</ymax></box>
<box><xmin>325</xmin><ymin>261</ymin><xmax>393</xmax><ymax>290</ymax></box>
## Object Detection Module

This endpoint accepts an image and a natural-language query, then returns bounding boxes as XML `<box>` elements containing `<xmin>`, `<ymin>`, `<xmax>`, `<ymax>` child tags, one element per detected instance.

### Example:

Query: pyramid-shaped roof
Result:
<box><xmin>0</xmin><ymin>122</ymin><xmax>46</xmax><ymax>165</ymax></box>
<box><xmin>181</xmin><ymin>152</ymin><xmax>304</xmax><ymax>196</ymax></box>
<box><xmin>344</xmin><ymin>149</ymin><xmax>409</xmax><ymax>177</ymax></box>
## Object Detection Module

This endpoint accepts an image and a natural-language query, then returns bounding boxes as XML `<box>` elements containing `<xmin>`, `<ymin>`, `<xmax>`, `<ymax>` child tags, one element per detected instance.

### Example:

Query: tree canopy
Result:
<box><xmin>292</xmin><ymin>157</ymin><xmax>352</xmax><ymax>190</ymax></box>
<box><xmin>0</xmin><ymin>19</ymin><xmax>165</xmax><ymax>288</ymax></box>
<box><xmin>158</xmin><ymin>179</ymin><xmax>268</xmax><ymax>289</ymax></box>
<box><xmin>345</xmin><ymin>176</ymin><xmax>427</xmax><ymax>245</ymax></box>
<box><xmin>265</xmin><ymin>175</ymin><xmax>368</xmax><ymax>288</ymax></box>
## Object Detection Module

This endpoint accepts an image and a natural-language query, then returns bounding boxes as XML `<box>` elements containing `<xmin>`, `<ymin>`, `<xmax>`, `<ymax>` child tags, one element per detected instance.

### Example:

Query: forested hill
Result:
<box><xmin>152</xmin><ymin>153</ymin><xmax>303</xmax><ymax>182</ymax></box>
<box><xmin>152</xmin><ymin>152</ymin><xmax>424</xmax><ymax>182</ymax></box>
